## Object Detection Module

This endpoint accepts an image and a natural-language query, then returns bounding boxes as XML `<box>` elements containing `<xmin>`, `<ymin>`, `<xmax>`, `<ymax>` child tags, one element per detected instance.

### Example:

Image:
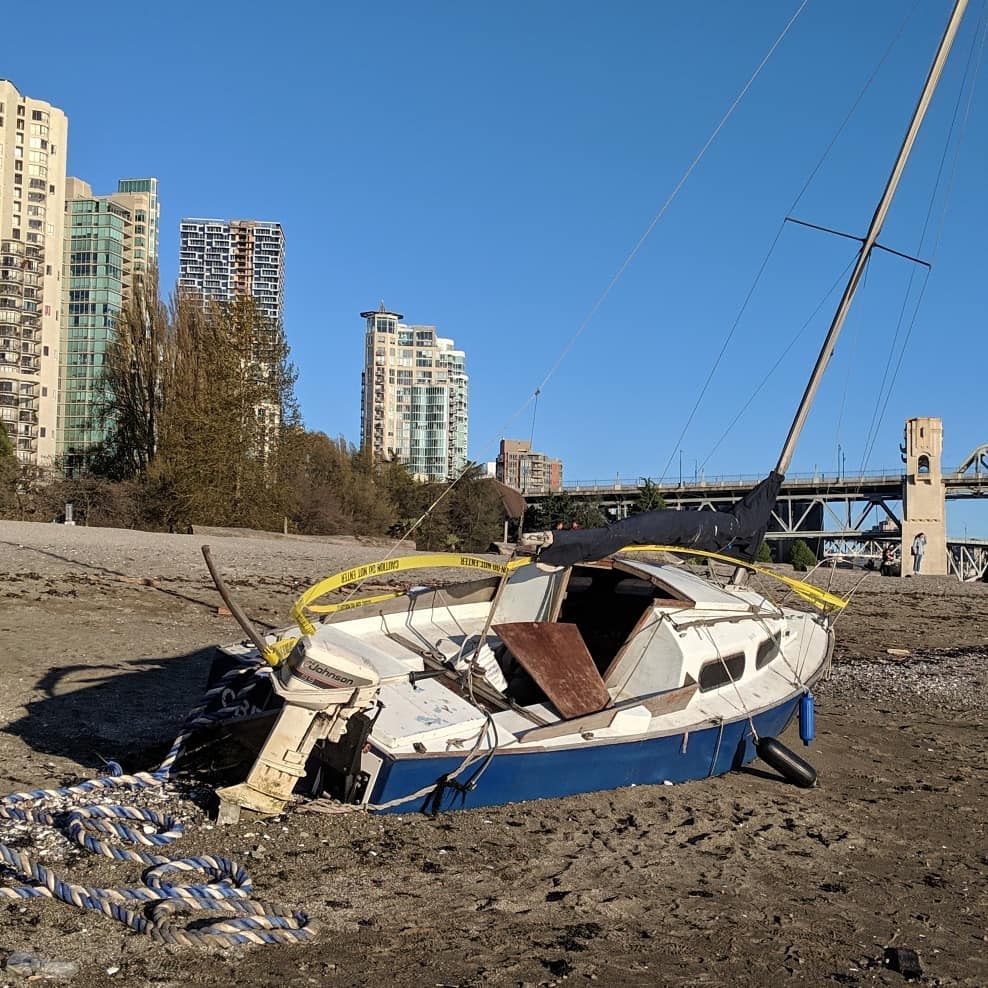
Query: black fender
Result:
<box><xmin>756</xmin><ymin>736</ymin><xmax>817</xmax><ymax>788</ymax></box>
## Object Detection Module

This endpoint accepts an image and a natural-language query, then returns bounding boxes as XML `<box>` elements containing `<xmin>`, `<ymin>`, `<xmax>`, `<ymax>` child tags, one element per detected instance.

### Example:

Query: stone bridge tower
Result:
<box><xmin>901</xmin><ymin>416</ymin><xmax>946</xmax><ymax>576</ymax></box>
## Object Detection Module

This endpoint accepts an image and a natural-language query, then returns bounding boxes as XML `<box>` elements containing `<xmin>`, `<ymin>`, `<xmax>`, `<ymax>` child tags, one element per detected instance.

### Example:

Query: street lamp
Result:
<box><xmin>837</xmin><ymin>443</ymin><xmax>843</xmax><ymax>481</ymax></box>
<box><xmin>679</xmin><ymin>449</ymin><xmax>683</xmax><ymax>487</ymax></box>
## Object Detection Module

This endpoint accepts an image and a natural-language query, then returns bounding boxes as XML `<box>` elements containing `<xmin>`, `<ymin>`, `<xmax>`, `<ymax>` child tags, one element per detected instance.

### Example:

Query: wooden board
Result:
<box><xmin>492</xmin><ymin>622</ymin><xmax>610</xmax><ymax>719</ymax></box>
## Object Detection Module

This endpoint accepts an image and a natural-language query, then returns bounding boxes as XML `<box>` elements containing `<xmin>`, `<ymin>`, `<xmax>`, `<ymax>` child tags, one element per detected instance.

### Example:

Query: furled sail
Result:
<box><xmin>537</xmin><ymin>471</ymin><xmax>784</xmax><ymax>568</ymax></box>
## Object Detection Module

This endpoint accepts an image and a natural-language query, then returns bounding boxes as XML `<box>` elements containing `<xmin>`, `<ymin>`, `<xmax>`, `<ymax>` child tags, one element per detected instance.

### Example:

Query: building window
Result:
<box><xmin>39</xmin><ymin>427</ymin><xmax>46</xmax><ymax>437</ymax></box>
<box><xmin>42</xmin><ymin>346</ymin><xmax>49</xmax><ymax>356</ymax></box>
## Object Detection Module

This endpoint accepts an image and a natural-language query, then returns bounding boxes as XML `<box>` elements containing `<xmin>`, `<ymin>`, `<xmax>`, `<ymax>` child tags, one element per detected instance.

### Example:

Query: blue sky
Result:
<box><xmin>8</xmin><ymin>0</ymin><xmax>987</xmax><ymax>533</ymax></box>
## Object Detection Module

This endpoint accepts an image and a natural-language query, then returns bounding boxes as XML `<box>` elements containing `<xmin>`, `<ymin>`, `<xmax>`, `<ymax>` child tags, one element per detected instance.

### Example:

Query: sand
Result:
<box><xmin>0</xmin><ymin>520</ymin><xmax>985</xmax><ymax>987</ymax></box>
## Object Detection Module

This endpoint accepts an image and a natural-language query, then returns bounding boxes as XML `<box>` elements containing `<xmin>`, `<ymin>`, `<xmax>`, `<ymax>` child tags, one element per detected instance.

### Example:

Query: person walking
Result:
<box><xmin>911</xmin><ymin>532</ymin><xmax>927</xmax><ymax>575</ymax></box>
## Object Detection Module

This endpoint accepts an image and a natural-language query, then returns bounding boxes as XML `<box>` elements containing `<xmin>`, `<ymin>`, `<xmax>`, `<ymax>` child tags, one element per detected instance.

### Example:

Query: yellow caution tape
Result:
<box><xmin>616</xmin><ymin>545</ymin><xmax>848</xmax><ymax>612</ymax></box>
<box><xmin>288</xmin><ymin>554</ymin><xmax>528</xmax><ymax>637</ymax></box>
<box><xmin>268</xmin><ymin>546</ymin><xmax>843</xmax><ymax>667</ymax></box>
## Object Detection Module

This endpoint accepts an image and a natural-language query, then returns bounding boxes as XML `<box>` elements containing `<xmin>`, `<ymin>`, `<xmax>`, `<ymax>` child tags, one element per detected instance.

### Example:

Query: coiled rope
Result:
<box><xmin>0</xmin><ymin>656</ymin><xmax>318</xmax><ymax>948</ymax></box>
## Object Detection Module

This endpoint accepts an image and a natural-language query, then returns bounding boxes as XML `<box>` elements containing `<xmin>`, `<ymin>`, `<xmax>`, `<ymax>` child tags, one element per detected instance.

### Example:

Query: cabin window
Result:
<box><xmin>698</xmin><ymin>652</ymin><xmax>745</xmax><ymax>691</ymax></box>
<box><xmin>756</xmin><ymin>635</ymin><xmax>781</xmax><ymax>669</ymax></box>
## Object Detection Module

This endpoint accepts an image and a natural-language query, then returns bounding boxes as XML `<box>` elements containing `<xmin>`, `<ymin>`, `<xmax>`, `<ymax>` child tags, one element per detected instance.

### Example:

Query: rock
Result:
<box><xmin>4</xmin><ymin>952</ymin><xmax>79</xmax><ymax>980</ymax></box>
<box><xmin>884</xmin><ymin>946</ymin><xmax>922</xmax><ymax>979</ymax></box>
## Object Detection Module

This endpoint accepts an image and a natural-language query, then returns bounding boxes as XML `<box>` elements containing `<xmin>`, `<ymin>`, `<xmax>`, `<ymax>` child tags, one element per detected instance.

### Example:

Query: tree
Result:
<box><xmin>0</xmin><ymin>421</ymin><xmax>18</xmax><ymax>515</ymax></box>
<box><xmin>93</xmin><ymin>264</ymin><xmax>169</xmax><ymax>480</ymax></box>
<box><xmin>569</xmin><ymin>501</ymin><xmax>608</xmax><ymax>529</ymax></box>
<box><xmin>444</xmin><ymin>468</ymin><xmax>505</xmax><ymax>551</ymax></box>
<box><xmin>153</xmin><ymin>294</ymin><xmax>299</xmax><ymax>529</ymax></box>
<box><xmin>524</xmin><ymin>492</ymin><xmax>574</xmax><ymax>532</ymax></box>
<box><xmin>631</xmin><ymin>477</ymin><xmax>665</xmax><ymax>514</ymax></box>
<box><xmin>523</xmin><ymin>490</ymin><xmax>608</xmax><ymax>534</ymax></box>
<box><xmin>95</xmin><ymin>282</ymin><xmax>302</xmax><ymax>531</ymax></box>
<box><xmin>790</xmin><ymin>539</ymin><xmax>816</xmax><ymax>572</ymax></box>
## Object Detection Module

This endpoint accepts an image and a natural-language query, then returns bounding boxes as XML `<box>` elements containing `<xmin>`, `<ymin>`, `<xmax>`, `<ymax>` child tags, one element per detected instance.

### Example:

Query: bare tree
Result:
<box><xmin>94</xmin><ymin>264</ymin><xmax>169</xmax><ymax>480</ymax></box>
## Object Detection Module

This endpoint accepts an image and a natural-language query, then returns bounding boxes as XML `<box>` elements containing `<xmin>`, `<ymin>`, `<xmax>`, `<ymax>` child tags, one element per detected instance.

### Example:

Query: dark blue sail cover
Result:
<box><xmin>538</xmin><ymin>471</ymin><xmax>784</xmax><ymax>568</ymax></box>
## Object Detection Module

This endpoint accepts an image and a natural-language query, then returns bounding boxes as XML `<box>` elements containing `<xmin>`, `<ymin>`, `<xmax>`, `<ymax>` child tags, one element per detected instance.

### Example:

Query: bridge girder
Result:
<box><xmin>954</xmin><ymin>443</ymin><xmax>988</xmax><ymax>478</ymax></box>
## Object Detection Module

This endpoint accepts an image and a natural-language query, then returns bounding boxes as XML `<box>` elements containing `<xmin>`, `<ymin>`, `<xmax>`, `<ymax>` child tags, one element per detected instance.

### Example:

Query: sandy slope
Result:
<box><xmin>0</xmin><ymin>520</ymin><xmax>985</xmax><ymax>987</ymax></box>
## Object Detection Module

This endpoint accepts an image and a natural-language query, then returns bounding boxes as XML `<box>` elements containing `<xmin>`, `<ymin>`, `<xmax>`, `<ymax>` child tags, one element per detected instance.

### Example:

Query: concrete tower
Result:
<box><xmin>0</xmin><ymin>80</ymin><xmax>68</xmax><ymax>465</ymax></box>
<box><xmin>901</xmin><ymin>416</ymin><xmax>946</xmax><ymax>576</ymax></box>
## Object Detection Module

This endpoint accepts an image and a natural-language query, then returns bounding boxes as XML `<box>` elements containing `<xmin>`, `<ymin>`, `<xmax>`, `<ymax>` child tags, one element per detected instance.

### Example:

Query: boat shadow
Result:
<box><xmin>738</xmin><ymin>764</ymin><xmax>791</xmax><ymax>784</ymax></box>
<box><xmin>3</xmin><ymin>647</ymin><xmax>219</xmax><ymax>775</ymax></box>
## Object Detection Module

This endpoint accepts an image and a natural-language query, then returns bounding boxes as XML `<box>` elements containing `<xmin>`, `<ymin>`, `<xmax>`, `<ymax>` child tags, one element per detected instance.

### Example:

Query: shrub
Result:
<box><xmin>790</xmin><ymin>539</ymin><xmax>817</xmax><ymax>572</ymax></box>
<box><xmin>756</xmin><ymin>541</ymin><xmax>773</xmax><ymax>563</ymax></box>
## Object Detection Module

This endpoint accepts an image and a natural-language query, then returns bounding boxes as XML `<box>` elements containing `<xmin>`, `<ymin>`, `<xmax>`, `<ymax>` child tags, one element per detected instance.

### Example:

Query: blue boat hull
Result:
<box><xmin>367</xmin><ymin>693</ymin><xmax>804</xmax><ymax>813</ymax></box>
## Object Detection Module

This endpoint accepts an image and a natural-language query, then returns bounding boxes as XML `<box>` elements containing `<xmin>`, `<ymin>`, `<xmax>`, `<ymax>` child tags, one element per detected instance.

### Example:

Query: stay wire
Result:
<box><xmin>656</xmin><ymin>0</ymin><xmax>920</xmax><ymax>485</ymax></box>
<box><xmin>860</xmin><ymin>1</ymin><xmax>988</xmax><ymax>471</ymax></box>
<box><xmin>345</xmin><ymin>0</ymin><xmax>811</xmax><ymax>576</ymax></box>
<box><xmin>829</xmin><ymin>259</ymin><xmax>870</xmax><ymax>504</ymax></box>
<box><xmin>700</xmin><ymin>253</ymin><xmax>860</xmax><ymax>470</ymax></box>
<box><xmin>529</xmin><ymin>0</ymin><xmax>810</xmax><ymax>405</ymax></box>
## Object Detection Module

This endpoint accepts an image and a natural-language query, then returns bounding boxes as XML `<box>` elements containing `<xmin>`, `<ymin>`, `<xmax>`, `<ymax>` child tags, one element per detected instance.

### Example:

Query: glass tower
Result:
<box><xmin>58</xmin><ymin>177</ymin><xmax>159</xmax><ymax>465</ymax></box>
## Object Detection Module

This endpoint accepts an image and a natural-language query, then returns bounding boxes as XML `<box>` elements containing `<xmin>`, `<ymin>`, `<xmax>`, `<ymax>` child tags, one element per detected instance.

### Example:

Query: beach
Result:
<box><xmin>0</xmin><ymin>520</ymin><xmax>985</xmax><ymax>987</ymax></box>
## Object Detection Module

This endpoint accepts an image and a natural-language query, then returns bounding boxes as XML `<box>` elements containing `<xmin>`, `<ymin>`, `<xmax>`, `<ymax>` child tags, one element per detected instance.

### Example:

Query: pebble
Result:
<box><xmin>822</xmin><ymin>649</ymin><xmax>988</xmax><ymax>711</ymax></box>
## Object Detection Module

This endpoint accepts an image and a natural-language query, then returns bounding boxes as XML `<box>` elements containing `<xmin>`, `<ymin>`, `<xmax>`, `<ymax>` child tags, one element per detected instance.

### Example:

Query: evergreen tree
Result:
<box><xmin>790</xmin><ymin>539</ymin><xmax>817</xmax><ymax>572</ymax></box>
<box><xmin>631</xmin><ymin>477</ymin><xmax>665</xmax><ymax>514</ymax></box>
<box><xmin>0</xmin><ymin>421</ymin><xmax>18</xmax><ymax>514</ymax></box>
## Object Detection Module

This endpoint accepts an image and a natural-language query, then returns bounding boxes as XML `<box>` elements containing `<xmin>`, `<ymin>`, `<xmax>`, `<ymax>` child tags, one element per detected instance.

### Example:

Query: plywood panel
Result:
<box><xmin>493</xmin><ymin>622</ymin><xmax>610</xmax><ymax>719</ymax></box>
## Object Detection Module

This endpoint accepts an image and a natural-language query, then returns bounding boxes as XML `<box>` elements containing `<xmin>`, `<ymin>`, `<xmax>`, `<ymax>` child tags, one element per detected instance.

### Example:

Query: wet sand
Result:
<box><xmin>0</xmin><ymin>520</ymin><xmax>985</xmax><ymax>987</ymax></box>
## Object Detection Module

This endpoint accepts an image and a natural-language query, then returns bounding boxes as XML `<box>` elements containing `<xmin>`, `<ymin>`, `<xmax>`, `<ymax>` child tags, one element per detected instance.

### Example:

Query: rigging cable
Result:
<box><xmin>699</xmin><ymin>253</ymin><xmax>859</xmax><ymax>469</ymax></box>
<box><xmin>528</xmin><ymin>0</ymin><xmax>811</xmax><ymax>406</ymax></box>
<box><xmin>330</xmin><ymin>0</ymin><xmax>814</xmax><ymax>600</ymax></box>
<box><xmin>529</xmin><ymin>388</ymin><xmax>540</xmax><ymax>447</ymax></box>
<box><xmin>655</xmin><ymin>0</ymin><xmax>922</xmax><ymax>485</ymax></box>
<box><xmin>859</xmin><ymin>0</ymin><xmax>988</xmax><ymax>471</ymax></box>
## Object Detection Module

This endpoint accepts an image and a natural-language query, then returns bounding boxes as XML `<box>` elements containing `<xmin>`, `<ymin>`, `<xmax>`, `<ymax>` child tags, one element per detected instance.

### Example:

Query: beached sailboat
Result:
<box><xmin>204</xmin><ymin>0</ymin><xmax>970</xmax><ymax>819</ymax></box>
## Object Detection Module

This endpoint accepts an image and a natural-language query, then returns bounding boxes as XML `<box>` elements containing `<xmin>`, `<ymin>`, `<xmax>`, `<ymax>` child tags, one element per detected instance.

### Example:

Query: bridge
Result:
<box><xmin>521</xmin><ymin>434</ymin><xmax>988</xmax><ymax>581</ymax></box>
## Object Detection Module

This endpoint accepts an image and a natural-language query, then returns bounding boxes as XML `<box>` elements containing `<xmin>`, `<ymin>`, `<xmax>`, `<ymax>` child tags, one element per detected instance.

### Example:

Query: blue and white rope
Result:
<box><xmin>0</xmin><ymin>654</ymin><xmax>317</xmax><ymax>947</ymax></box>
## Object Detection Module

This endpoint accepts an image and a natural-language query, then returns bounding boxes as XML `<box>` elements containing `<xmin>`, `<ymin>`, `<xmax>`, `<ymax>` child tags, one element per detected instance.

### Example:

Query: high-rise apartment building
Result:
<box><xmin>58</xmin><ymin>177</ymin><xmax>159</xmax><ymax>462</ymax></box>
<box><xmin>496</xmin><ymin>438</ymin><xmax>563</xmax><ymax>494</ymax></box>
<box><xmin>178</xmin><ymin>218</ymin><xmax>285</xmax><ymax>323</ymax></box>
<box><xmin>0</xmin><ymin>80</ymin><xmax>68</xmax><ymax>464</ymax></box>
<box><xmin>360</xmin><ymin>304</ymin><xmax>469</xmax><ymax>481</ymax></box>
<box><xmin>115</xmin><ymin>178</ymin><xmax>160</xmax><ymax>281</ymax></box>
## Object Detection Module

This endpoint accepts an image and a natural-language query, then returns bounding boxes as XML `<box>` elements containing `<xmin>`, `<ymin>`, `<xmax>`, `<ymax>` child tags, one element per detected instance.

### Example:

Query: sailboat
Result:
<box><xmin>202</xmin><ymin>0</ymin><xmax>969</xmax><ymax>820</ymax></box>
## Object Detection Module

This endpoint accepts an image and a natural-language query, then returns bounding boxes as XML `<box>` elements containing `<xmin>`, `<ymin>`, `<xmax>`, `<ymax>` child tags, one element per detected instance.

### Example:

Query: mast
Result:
<box><xmin>774</xmin><ymin>0</ymin><xmax>969</xmax><ymax>476</ymax></box>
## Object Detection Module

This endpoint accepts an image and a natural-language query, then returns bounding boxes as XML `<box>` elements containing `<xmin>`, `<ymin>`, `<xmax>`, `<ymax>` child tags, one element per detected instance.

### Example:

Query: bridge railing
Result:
<box><xmin>551</xmin><ymin>469</ymin><xmax>988</xmax><ymax>494</ymax></box>
<box><xmin>556</xmin><ymin>470</ymin><xmax>907</xmax><ymax>492</ymax></box>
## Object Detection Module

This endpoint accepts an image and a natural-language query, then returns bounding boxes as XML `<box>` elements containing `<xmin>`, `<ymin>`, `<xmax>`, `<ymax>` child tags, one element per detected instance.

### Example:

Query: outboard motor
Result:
<box><xmin>216</xmin><ymin>636</ymin><xmax>382</xmax><ymax>822</ymax></box>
